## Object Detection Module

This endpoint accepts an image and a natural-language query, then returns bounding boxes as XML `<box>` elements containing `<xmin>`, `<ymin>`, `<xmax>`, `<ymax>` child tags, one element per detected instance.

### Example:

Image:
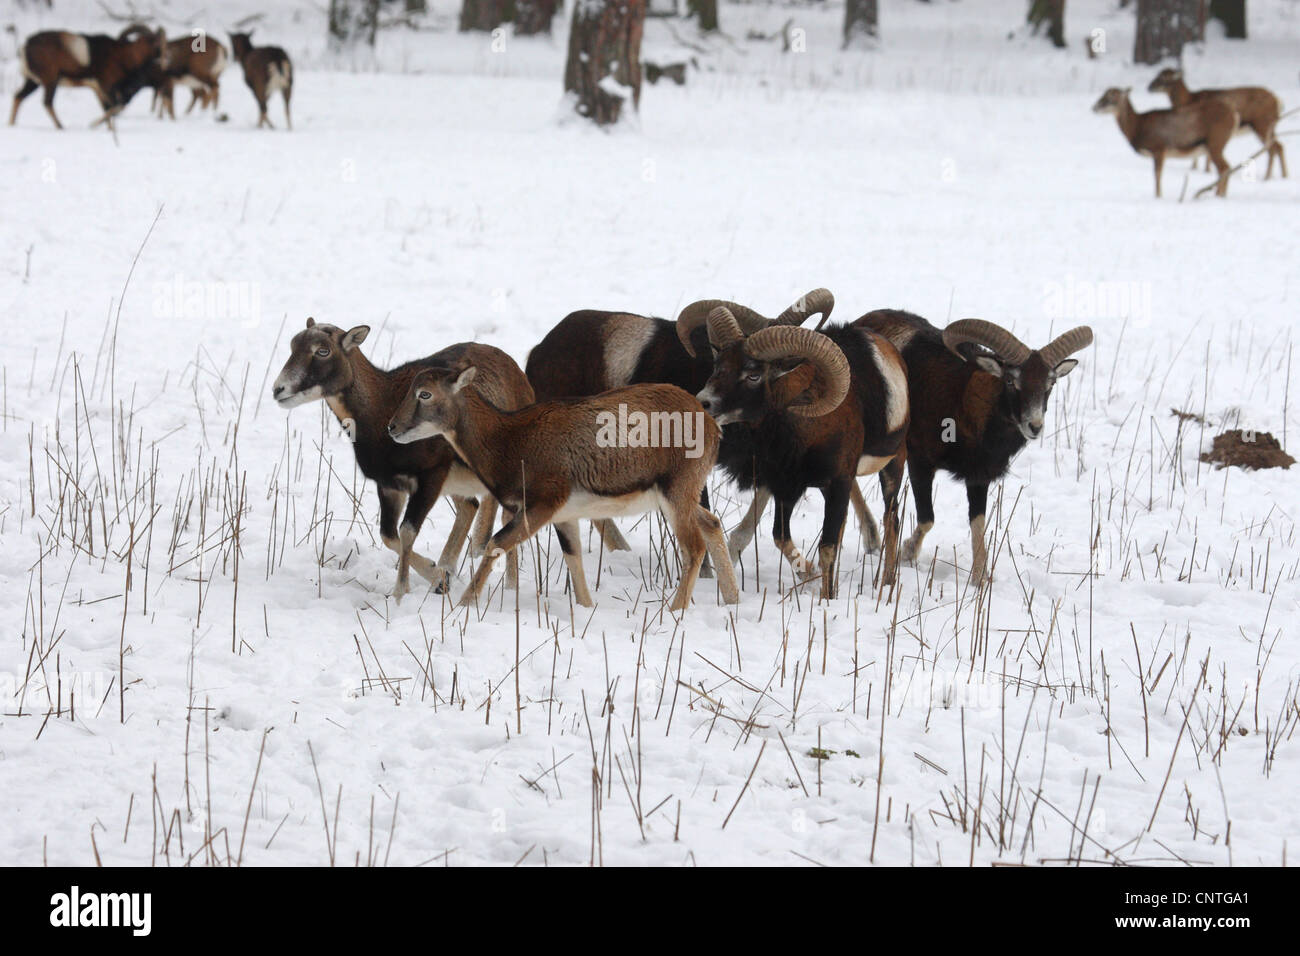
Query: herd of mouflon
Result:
<box><xmin>9</xmin><ymin>27</ymin><xmax>1278</xmax><ymax>604</ymax></box>
<box><xmin>6</xmin><ymin>20</ymin><xmax>1287</xmax><ymax>194</ymax></box>
<box><xmin>8</xmin><ymin>24</ymin><xmax>292</xmax><ymax>131</ymax></box>
<box><xmin>1093</xmin><ymin>68</ymin><xmax>1287</xmax><ymax>198</ymax></box>
<box><xmin>271</xmin><ymin>294</ymin><xmax>1094</xmax><ymax>611</ymax></box>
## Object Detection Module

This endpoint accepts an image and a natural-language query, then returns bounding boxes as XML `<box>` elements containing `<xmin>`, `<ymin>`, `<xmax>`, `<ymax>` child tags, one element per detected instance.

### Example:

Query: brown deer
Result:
<box><xmin>1092</xmin><ymin>87</ymin><xmax>1238</xmax><ymax>198</ymax></box>
<box><xmin>1148</xmin><ymin>68</ymin><xmax>1287</xmax><ymax>180</ymax></box>
<box><xmin>388</xmin><ymin>374</ymin><xmax>739</xmax><ymax>612</ymax></box>
<box><xmin>150</xmin><ymin>33</ymin><xmax>229</xmax><ymax>120</ymax></box>
<box><xmin>9</xmin><ymin>25</ymin><xmax>165</xmax><ymax>129</ymax></box>
<box><xmin>229</xmin><ymin>32</ymin><xmax>292</xmax><ymax>130</ymax></box>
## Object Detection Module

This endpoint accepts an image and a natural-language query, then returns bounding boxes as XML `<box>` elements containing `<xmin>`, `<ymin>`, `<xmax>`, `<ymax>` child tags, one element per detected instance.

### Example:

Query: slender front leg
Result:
<box><xmin>698</xmin><ymin>507</ymin><xmax>739</xmax><ymax>604</ymax></box>
<box><xmin>553</xmin><ymin>521</ymin><xmax>593</xmax><ymax>607</ymax></box>
<box><xmin>461</xmin><ymin>504</ymin><xmax>559</xmax><ymax>608</ymax></box>
<box><xmin>877</xmin><ymin>455</ymin><xmax>905</xmax><ymax>585</ymax></box>
<box><xmin>469</xmin><ymin>497</ymin><xmax>495</xmax><ymax>556</ymax></box>
<box><xmin>966</xmin><ymin>482</ymin><xmax>990</xmax><ymax>584</ymax></box>
<box><xmin>815</xmin><ymin>479</ymin><xmax>852</xmax><ymax>600</ymax></box>
<box><xmin>436</xmin><ymin>496</ymin><xmax>479</xmax><ymax>577</ymax></box>
<box><xmin>394</xmin><ymin>466</ymin><xmax>450</xmax><ymax>601</ymax></box>
<box><xmin>901</xmin><ymin>460</ymin><xmax>935</xmax><ymax>564</ymax></box>
<box><xmin>849</xmin><ymin>481</ymin><xmax>881</xmax><ymax>553</ymax></box>
<box><xmin>772</xmin><ymin>495</ymin><xmax>813</xmax><ymax>579</ymax></box>
<box><xmin>595</xmin><ymin>519</ymin><xmax>632</xmax><ymax>552</ymax></box>
<box><xmin>728</xmin><ymin>487</ymin><xmax>772</xmax><ymax>562</ymax></box>
<box><xmin>697</xmin><ymin>487</ymin><xmax>714</xmax><ymax>579</ymax></box>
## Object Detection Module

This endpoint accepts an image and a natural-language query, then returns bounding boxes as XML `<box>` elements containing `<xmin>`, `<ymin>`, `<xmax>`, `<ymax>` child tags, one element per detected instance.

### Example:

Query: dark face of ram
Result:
<box><xmin>388</xmin><ymin>367</ymin><xmax>470</xmax><ymax>445</ymax></box>
<box><xmin>696</xmin><ymin>344</ymin><xmax>812</xmax><ymax>427</ymax></box>
<box><xmin>974</xmin><ymin>352</ymin><xmax>1078</xmax><ymax>441</ymax></box>
<box><xmin>271</xmin><ymin>319</ymin><xmax>367</xmax><ymax>407</ymax></box>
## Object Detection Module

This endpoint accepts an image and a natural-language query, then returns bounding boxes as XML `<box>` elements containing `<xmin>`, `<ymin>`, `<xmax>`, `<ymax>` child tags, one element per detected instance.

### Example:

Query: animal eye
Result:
<box><xmin>745</xmin><ymin>372</ymin><xmax>763</xmax><ymax>384</ymax></box>
<box><xmin>418</xmin><ymin>391</ymin><xmax>432</xmax><ymax>401</ymax></box>
<box><xmin>315</xmin><ymin>347</ymin><xmax>330</xmax><ymax>358</ymax></box>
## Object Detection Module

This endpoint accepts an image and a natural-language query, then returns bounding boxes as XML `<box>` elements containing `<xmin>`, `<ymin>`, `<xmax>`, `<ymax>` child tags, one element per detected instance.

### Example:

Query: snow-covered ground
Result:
<box><xmin>1</xmin><ymin>0</ymin><xmax>1298</xmax><ymax>866</ymax></box>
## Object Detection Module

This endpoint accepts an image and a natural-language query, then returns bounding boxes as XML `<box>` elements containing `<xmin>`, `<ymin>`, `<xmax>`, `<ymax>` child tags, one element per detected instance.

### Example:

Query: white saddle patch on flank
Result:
<box><xmin>868</xmin><ymin>341</ymin><xmax>909</xmax><ymax>432</ymax></box>
<box><xmin>62</xmin><ymin>33</ymin><xmax>91</xmax><ymax>69</ymax></box>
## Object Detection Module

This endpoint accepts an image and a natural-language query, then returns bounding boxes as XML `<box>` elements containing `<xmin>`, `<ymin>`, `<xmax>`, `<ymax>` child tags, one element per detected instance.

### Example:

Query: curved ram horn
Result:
<box><xmin>1038</xmin><ymin>326</ymin><xmax>1094</xmax><ymax>369</ymax></box>
<box><xmin>942</xmin><ymin>319</ymin><xmax>1032</xmax><ymax>367</ymax></box>
<box><xmin>744</xmin><ymin>325</ymin><xmax>850</xmax><ymax>418</ymax></box>
<box><xmin>675</xmin><ymin>299</ymin><xmax>772</xmax><ymax>357</ymax></box>
<box><xmin>705</xmin><ymin>306</ymin><xmax>746</xmax><ymax>352</ymax></box>
<box><xmin>774</xmin><ymin>288</ymin><xmax>835</xmax><ymax>329</ymax></box>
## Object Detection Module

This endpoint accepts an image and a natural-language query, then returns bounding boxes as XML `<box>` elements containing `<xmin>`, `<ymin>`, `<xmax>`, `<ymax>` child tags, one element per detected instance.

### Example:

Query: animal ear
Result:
<box><xmin>1053</xmin><ymin>358</ymin><xmax>1079</xmax><ymax>378</ymax></box>
<box><xmin>305</xmin><ymin>317</ymin><xmax>316</xmax><ymax>328</ymax></box>
<box><xmin>341</xmin><ymin>326</ymin><xmax>369</xmax><ymax>351</ymax></box>
<box><xmin>768</xmin><ymin>363</ymin><xmax>817</xmax><ymax>409</ymax></box>
<box><xmin>973</xmin><ymin>355</ymin><xmax>1004</xmax><ymax>377</ymax></box>
<box><xmin>453</xmin><ymin>366</ymin><xmax>478</xmax><ymax>393</ymax></box>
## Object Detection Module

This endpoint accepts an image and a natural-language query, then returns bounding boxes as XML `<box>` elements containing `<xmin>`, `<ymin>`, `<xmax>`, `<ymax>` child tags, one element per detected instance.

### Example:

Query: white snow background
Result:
<box><xmin>1</xmin><ymin>0</ymin><xmax>1298</xmax><ymax>866</ymax></box>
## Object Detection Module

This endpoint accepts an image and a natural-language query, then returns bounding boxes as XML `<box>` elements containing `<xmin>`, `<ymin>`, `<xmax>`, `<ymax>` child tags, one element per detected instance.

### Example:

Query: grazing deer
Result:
<box><xmin>1092</xmin><ymin>87</ymin><xmax>1238</xmax><ymax>198</ymax></box>
<box><xmin>228</xmin><ymin>32</ymin><xmax>292</xmax><ymax>130</ymax></box>
<box><xmin>9</xmin><ymin>25</ymin><xmax>165</xmax><ymax>129</ymax></box>
<box><xmin>1148</xmin><ymin>68</ymin><xmax>1287</xmax><ymax>180</ymax></box>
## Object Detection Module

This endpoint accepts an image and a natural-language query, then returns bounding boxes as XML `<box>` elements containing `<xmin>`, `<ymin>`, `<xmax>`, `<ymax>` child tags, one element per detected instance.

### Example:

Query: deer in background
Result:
<box><xmin>1148</xmin><ymin>68</ymin><xmax>1287</xmax><ymax>180</ymax></box>
<box><xmin>150</xmin><ymin>33</ymin><xmax>229</xmax><ymax>120</ymax></box>
<box><xmin>9</xmin><ymin>25</ymin><xmax>165</xmax><ymax>129</ymax></box>
<box><xmin>1092</xmin><ymin>87</ymin><xmax>1238</xmax><ymax>198</ymax></box>
<box><xmin>229</xmin><ymin>32</ymin><xmax>292</xmax><ymax>130</ymax></box>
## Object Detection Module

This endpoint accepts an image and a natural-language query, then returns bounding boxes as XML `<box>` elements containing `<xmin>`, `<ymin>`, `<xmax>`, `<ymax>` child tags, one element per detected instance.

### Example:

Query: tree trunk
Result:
<box><xmin>1208</xmin><ymin>0</ymin><xmax>1246</xmax><ymax>38</ymax></box>
<box><xmin>329</xmin><ymin>0</ymin><xmax>381</xmax><ymax>49</ymax></box>
<box><xmin>461</xmin><ymin>0</ymin><xmax>513</xmax><ymax>32</ymax></box>
<box><xmin>1134</xmin><ymin>0</ymin><xmax>1200</xmax><ymax>64</ymax></box>
<box><xmin>564</xmin><ymin>0</ymin><xmax>646</xmax><ymax>126</ymax></box>
<box><xmin>1027</xmin><ymin>0</ymin><xmax>1066</xmax><ymax>48</ymax></box>
<box><xmin>515</xmin><ymin>0</ymin><xmax>558</xmax><ymax>34</ymax></box>
<box><xmin>843</xmin><ymin>0</ymin><xmax>879</xmax><ymax>48</ymax></box>
<box><xmin>688</xmin><ymin>0</ymin><xmax>719</xmax><ymax>32</ymax></box>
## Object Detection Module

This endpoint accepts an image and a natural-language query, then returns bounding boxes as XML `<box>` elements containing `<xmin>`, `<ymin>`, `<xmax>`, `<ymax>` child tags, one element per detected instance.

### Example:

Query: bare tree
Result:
<box><xmin>1027</xmin><ymin>0</ymin><xmax>1066</xmax><ymax>48</ymax></box>
<box><xmin>329</xmin><ymin>0</ymin><xmax>382</xmax><ymax>49</ymax></box>
<box><xmin>688</xmin><ymin>0</ymin><xmax>719</xmax><ymax>33</ymax></box>
<box><xmin>461</xmin><ymin>0</ymin><xmax>513</xmax><ymax>32</ymax></box>
<box><xmin>564</xmin><ymin>0</ymin><xmax>646</xmax><ymax>126</ymax></box>
<box><xmin>1134</xmin><ymin>0</ymin><xmax>1200</xmax><ymax>64</ymax></box>
<box><xmin>1208</xmin><ymin>0</ymin><xmax>1246</xmax><ymax>38</ymax></box>
<box><xmin>844</xmin><ymin>0</ymin><xmax>879</xmax><ymax>48</ymax></box>
<box><xmin>515</xmin><ymin>0</ymin><xmax>558</xmax><ymax>34</ymax></box>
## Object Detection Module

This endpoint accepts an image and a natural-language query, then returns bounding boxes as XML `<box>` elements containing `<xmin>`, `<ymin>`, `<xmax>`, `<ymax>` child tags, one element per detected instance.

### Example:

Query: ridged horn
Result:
<box><xmin>942</xmin><ymin>319</ymin><xmax>1032</xmax><ymax>367</ymax></box>
<box><xmin>774</xmin><ymin>288</ymin><xmax>835</xmax><ymax>329</ymax></box>
<box><xmin>706</xmin><ymin>306</ymin><xmax>746</xmax><ymax>352</ymax></box>
<box><xmin>1038</xmin><ymin>326</ymin><xmax>1094</xmax><ymax>369</ymax></box>
<box><xmin>676</xmin><ymin>299</ymin><xmax>772</xmax><ymax>357</ymax></box>
<box><xmin>745</xmin><ymin>326</ymin><xmax>850</xmax><ymax>418</ymax></box>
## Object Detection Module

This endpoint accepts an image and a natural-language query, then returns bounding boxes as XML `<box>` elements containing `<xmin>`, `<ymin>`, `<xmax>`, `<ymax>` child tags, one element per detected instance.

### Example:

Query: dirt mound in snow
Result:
<box><xmin>1200</xmin><ymin>430</ymin><xmax>1295</xmax><ymax>470</ymax></box>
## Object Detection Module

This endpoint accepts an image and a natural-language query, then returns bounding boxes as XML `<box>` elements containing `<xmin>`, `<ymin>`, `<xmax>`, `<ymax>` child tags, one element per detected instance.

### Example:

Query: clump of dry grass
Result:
<box><xmin>1200</xmin><ymin>431</ymin><xmax>1294</xmax><ymax>471</ymax></box>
